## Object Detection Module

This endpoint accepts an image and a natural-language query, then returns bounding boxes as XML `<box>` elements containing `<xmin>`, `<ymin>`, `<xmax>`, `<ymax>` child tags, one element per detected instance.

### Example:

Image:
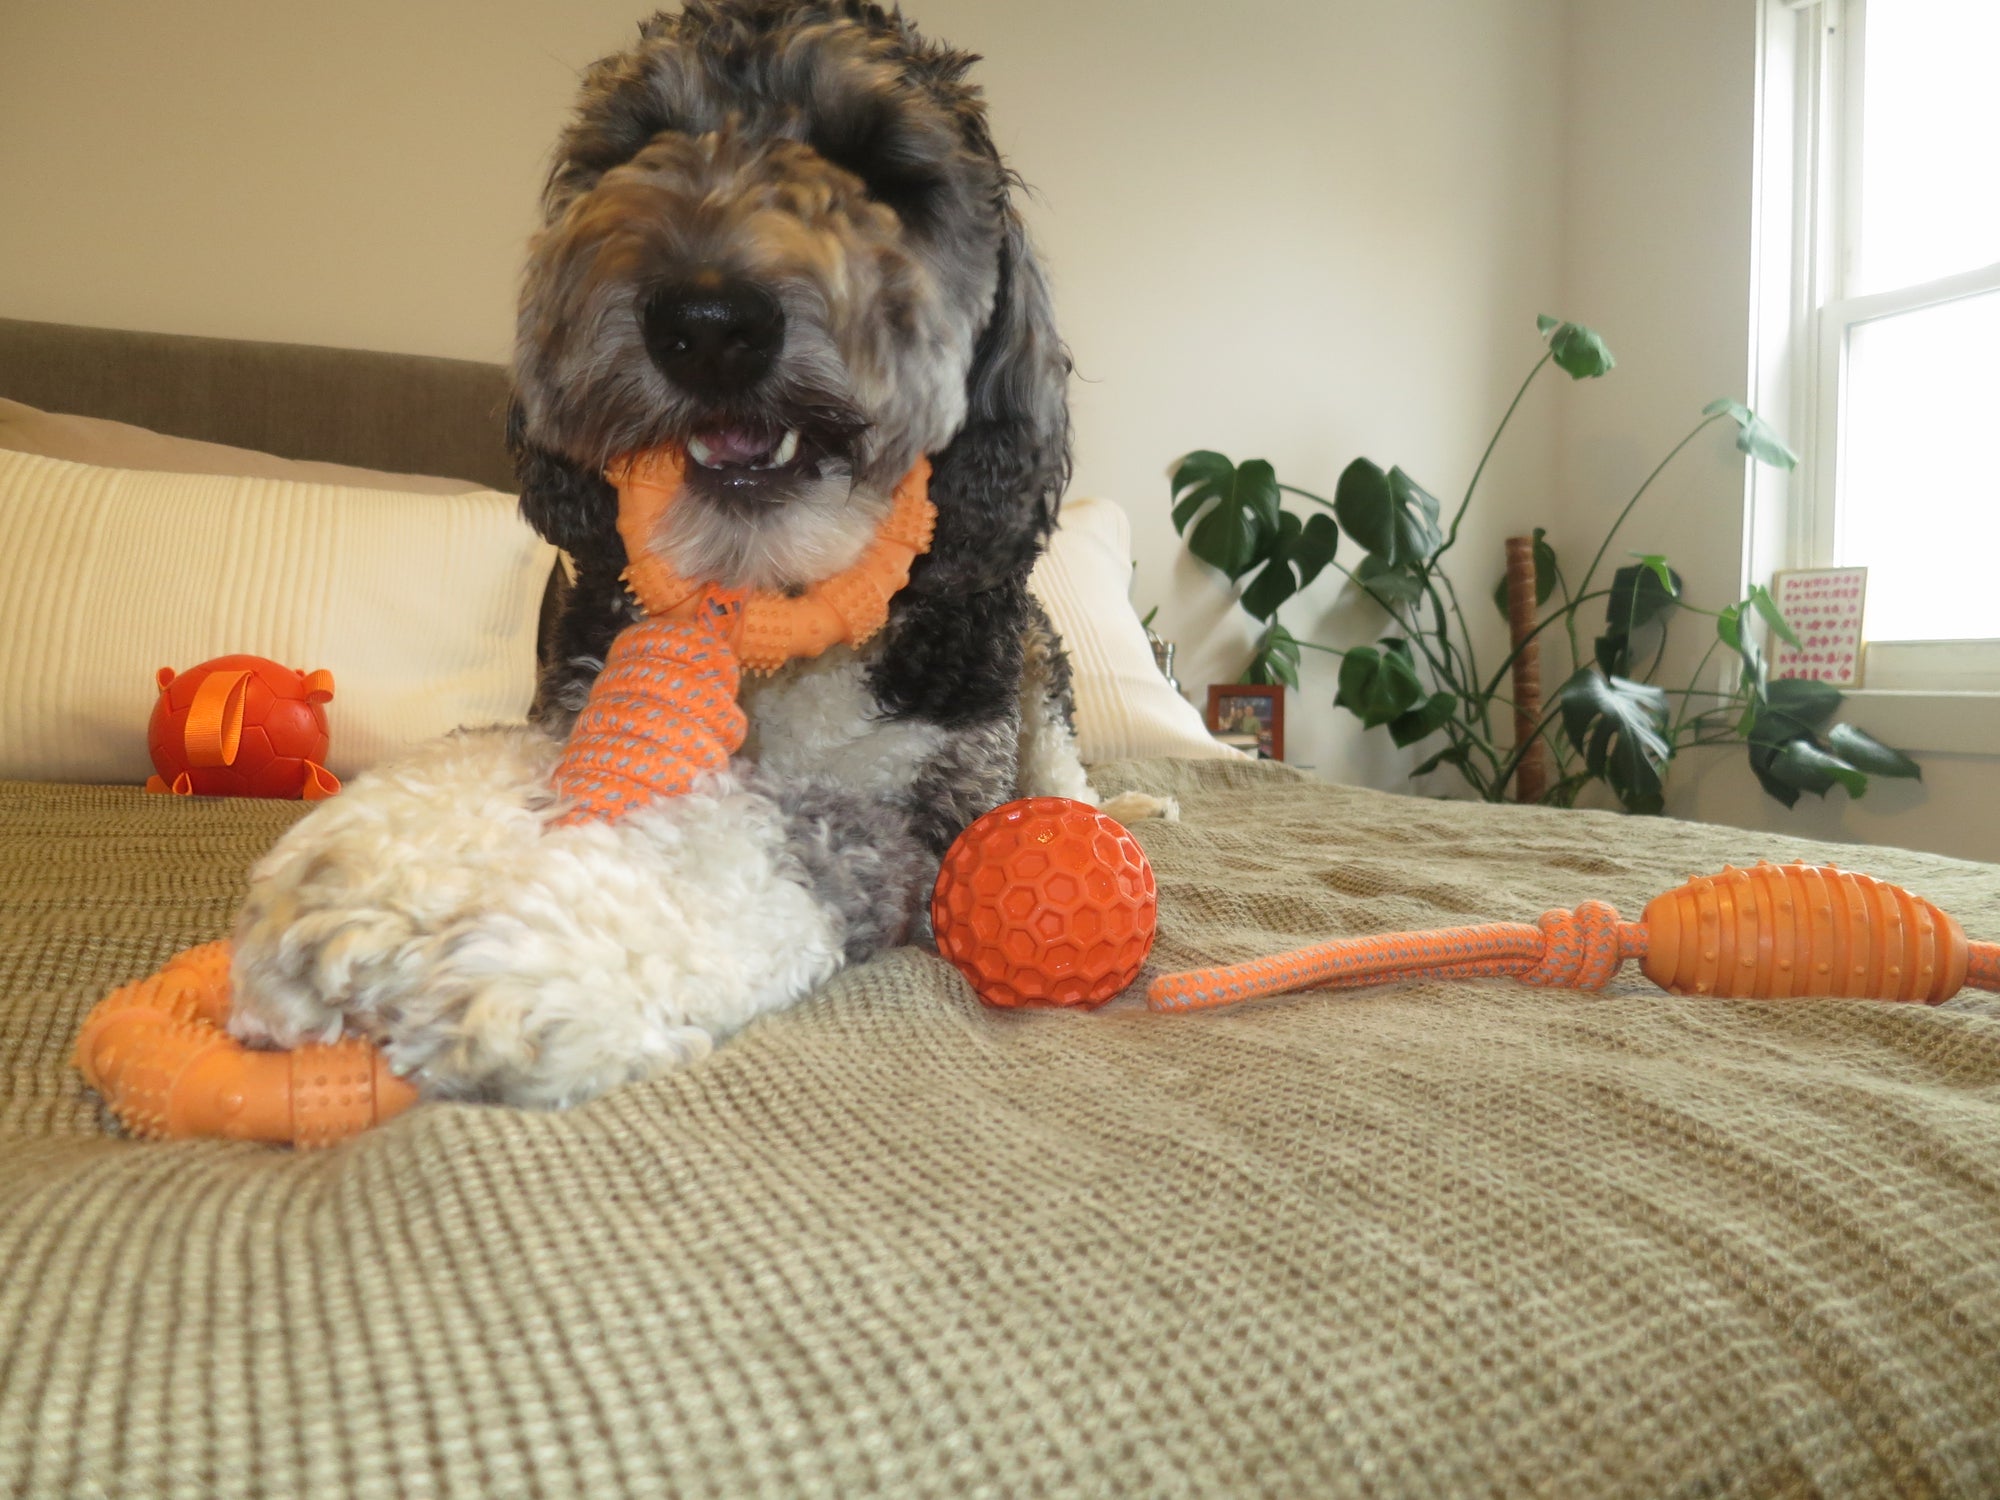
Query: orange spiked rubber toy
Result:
<box><xmin>1148</xmin><ymin>861</ymin><xmax>2000</xmax><ymax>1013</ymax></box>
<box><xmin>73</xmin><ymin>943</ymin><xmax>416</xmax><ymax>1145</ymax></box>
<box><xmin>75</xmin><ymin>446</ymin><xmax>937</xmax><ymax>1144</ymax></box>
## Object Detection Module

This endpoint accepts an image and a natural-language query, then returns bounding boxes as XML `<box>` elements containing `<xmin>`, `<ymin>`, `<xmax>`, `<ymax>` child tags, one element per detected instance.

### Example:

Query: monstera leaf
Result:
<box><xmin>1239</xmin><ymin>511</ymin><xmax>1339</xmax><ymax>621</ymax></box>
<box><xmin>1359</xmin><ymin>554</ymin><xmax>1427</xmax><ymax>607</ymax></box>
<box><xmin>1334</xmin><ymin>459</ymin><xmax>1442</xmax><ymax>570</ymax></box>
<box><xmin>1557</xmin><ymin>669</ymin><xmax>1671</xmax><ymax>814</ymax></box>
<box><xmin>1388</xmin><ymin>690</ymin><xmax>1458</xmax><ymax>749</ymax></box>
<box><xmin>1742</xmin><ymin>678</ymin><xmax>1920</xmax><ymax>808</ymax></box>
<box><xmin>1244</xmin><ymin>621</ymin><xmax>1302</xmax><ymax>690</ymax></box>
<box><xmin>1336</xmin><ymin>638</ymin><xmax>1425</xmax><ymax>729</ymax></box>
<box><xmin>1537</xmin><ymin>315</ymin><xmax>1616</xmax><ymax>379</ymax></box>
<box><xmin>1491</xmin><ymin>527</ymin><xmax>1560</xmax><ymax>615</ymax></box>
<box><xmin>1704</xmin><ymin>399</ymin><xmax>1799</xmax><ymax>470</ymax></box>
<box><xmin>1171</xmin><ymin>451</ymin><xmax>1280</xmax><ymax>580</ymax></box>
<box><xmin>1595</xmin><ymin>556</ymin><xmax>1683</xmax><ymax>675</ymax></box>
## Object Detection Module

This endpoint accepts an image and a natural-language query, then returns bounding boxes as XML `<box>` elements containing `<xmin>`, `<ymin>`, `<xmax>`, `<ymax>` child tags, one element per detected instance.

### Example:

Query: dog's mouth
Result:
<box><xmin>681</xmin><ymin>418</ymin><xmax>851</xmax><ymax>505</ymax></box>
<box><xmin>687</xmin><ymin>423</ymin><xmax>802</xmax><ymax>472</ymax></box>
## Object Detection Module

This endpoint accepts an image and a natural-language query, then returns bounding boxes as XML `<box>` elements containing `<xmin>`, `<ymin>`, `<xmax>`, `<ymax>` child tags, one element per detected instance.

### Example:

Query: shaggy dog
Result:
<box><xmin>225</xmin><ymin>0</ymin><xmax>1158</xmax><ymax>1106</ymax></box>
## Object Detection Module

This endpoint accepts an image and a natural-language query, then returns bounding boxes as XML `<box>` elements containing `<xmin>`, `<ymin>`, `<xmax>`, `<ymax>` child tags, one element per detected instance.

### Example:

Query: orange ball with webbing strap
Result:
<box><xmin>1147</xmin><ymin>861</ymin><xmax>1998</xmax><ymax>1013</ymax></box>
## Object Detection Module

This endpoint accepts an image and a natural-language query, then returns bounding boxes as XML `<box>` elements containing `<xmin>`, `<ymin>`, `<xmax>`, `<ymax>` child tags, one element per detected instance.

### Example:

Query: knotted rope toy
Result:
<box><xmin>1149</xmin><ymin>860</ymin><xmax>2000</xmax><ymax>1012</ymax></box>
<box><xmin>75</xmin><ymin>449</ymin><xmax>936</xmax><ymax>1145</ymax></box>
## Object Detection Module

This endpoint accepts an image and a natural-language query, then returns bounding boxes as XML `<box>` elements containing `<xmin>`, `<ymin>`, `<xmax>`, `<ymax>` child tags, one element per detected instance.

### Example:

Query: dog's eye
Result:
<box><xmin>810</xmin><ymin>108</ymin><xmax>945</xmax><ymax>228</ymax></box>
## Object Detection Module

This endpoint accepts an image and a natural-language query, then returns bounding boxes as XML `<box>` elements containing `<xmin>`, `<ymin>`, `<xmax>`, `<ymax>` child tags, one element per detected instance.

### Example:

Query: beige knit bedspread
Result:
<box><xmin>4</xmin><ymin>761</ymin><xmax>1999</xmax><ymax>1498</ymax></box>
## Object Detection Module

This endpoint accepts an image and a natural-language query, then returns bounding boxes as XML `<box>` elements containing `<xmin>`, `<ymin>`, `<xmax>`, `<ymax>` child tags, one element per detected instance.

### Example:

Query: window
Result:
<box><xmin>1759</xmin><ymin>0</ymin><xmax>2000</xmax><ymax>691</ymax></box>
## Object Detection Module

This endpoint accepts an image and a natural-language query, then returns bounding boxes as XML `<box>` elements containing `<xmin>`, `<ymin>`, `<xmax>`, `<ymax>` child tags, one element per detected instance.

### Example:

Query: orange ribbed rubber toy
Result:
<box><xmin>1147</xmin><ymin>861</ymin><xmax>1999</xmax><ymax>1013</ymax></box>
<box><xmin>76</xmin><ymin>446</ymin><xmax>936</xmax><ymax>1145</ymax></box>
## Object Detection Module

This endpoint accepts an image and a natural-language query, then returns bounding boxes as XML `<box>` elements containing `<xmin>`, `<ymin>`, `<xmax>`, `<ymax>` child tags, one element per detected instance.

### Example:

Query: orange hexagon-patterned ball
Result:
<box><xmin>932</xmin><ymin>797</ymin><xmax>1158</xmax><ymax>1009</ymax></box>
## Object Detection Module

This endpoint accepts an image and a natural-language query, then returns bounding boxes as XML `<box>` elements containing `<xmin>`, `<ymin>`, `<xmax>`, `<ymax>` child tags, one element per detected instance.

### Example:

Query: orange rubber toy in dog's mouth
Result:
<box><xmin>605</xmin><ymin>445</ymin><xmax>935</xmax><ymax>672</ymax></box>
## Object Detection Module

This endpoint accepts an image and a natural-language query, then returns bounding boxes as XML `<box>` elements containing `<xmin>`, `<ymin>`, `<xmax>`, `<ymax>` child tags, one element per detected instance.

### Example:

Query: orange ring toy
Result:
<box><xmin>77</xmin><ymin>448</ymin><xmax>936</xmax><ymax>1145</ymax></box>
<box><xmin>606</xmin><ymin>446</ymin><xmax>935</xmax><ymax>674</ymax></box>
<box><xmin>549</xmin><ymin>449</ymin><xmax>933</xmax><ymax>822</ymax></box>
<box><xmin>74</xmin><ymin>943</ymin><xmax>417</xmax><ymax>1146</ymax></box>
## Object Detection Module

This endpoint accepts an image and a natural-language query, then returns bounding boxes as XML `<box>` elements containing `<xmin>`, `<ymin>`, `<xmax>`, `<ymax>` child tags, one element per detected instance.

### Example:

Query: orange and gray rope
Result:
<box><xmin>1148</xmin><ymin>903</ymin><xmax>1647</xmax><ymax>1012</ymax></box>
<box><xmin>1149</xmin><ymin>900</ymin><xmax>2000</xmax><ymax>1014</ymax></box>
<box><xmin>550</xmin><ymin>595</ymin><xmax>747</xmax><ymax>827</ymax></box>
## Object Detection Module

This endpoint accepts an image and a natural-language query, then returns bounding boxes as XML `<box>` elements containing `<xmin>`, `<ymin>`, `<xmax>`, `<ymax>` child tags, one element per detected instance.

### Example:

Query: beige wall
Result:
<box><xmin>0</xmin><ymin>0</ymin><xmax>1565</xmax><ymax>789</ymax></box>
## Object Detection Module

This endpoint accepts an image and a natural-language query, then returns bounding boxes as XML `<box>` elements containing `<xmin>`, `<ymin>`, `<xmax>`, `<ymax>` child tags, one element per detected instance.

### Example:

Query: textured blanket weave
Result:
<box><xmin>5</xmin><ymin>763</ymin><xmax>2000</xmax><ymax>1498</ymax></box>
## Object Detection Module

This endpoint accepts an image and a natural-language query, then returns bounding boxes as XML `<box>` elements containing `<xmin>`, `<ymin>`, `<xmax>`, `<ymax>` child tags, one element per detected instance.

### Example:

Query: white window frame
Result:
<box><xmin>1749</xmin><ymin>0</ymin><xmax>2000</xmax><ymax>726</ymax></box>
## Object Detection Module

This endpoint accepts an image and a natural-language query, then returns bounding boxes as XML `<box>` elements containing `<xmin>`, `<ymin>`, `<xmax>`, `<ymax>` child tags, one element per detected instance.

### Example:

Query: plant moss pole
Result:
<box><xmin>1505</xmin><ymin>535</ymin><xmax>1547</xmax><ymax>803</ymax></box>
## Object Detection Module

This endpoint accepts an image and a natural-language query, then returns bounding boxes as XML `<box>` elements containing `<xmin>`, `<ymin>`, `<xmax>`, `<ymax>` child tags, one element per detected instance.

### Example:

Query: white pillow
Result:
<box><xmin>0</xmin><ymin>449</ymin><xmax>555</xmax><ymax>784</ymax></box>
<box><xmin>1030</xmin><ymin>495</ymin><xmax>1243</xmax><ymax>763</ymax></box>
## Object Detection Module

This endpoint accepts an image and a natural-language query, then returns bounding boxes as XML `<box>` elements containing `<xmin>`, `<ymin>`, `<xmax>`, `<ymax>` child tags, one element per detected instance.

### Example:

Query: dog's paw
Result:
<box><xmin>1098</xmin><ymin>790</ymin><xmax>1180</xmax><ymax>825</ymax></box>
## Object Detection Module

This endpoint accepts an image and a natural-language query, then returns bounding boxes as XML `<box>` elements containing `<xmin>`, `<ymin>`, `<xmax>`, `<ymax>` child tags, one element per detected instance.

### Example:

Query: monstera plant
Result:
<box><xmin>1169</xmin><ymin>316</ymin><xmax>1920</xmax><ymax>814</ymax></box>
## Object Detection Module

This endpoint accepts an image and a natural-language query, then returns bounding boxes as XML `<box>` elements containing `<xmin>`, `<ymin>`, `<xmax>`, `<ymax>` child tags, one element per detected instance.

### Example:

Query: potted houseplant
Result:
<box><xmin>1170</xmin><ymin>316</ymin><xmax>1919</xmax><ymax>813</ymax></box>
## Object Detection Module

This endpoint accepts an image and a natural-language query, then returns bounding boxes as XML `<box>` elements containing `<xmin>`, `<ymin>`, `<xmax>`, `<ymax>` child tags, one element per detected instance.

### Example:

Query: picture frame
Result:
<box><xmin>1206</xmin><ymin>684</ymin><xmax>1284</xmax><ymax>760</ymax></box>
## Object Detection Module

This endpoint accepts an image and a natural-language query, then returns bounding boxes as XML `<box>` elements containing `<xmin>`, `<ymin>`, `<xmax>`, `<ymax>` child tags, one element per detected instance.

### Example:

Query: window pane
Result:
<box><xmin>1856</xmin><ymin>0</ymin><xmax>2000</xmax><ymax>293</ymax></box>
<box><xmin>1838</xmin><ymin>288</ymin><xmax>2000</xmax><ymax>641</ymax></box>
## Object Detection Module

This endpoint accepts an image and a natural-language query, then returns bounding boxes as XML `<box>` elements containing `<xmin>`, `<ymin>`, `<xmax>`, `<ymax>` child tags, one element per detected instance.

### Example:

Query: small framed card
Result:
<box><xmin>1771</xmin><ymin>567</ymin><xmax>1867</xmax><ymax>688</ymax></box>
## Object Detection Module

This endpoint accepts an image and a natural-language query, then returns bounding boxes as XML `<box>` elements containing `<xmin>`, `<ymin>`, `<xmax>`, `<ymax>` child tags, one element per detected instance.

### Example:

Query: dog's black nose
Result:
<box><xmin>641</xmin><ymin>275</ymin><xmax>785</xmax><ymax>395</ymax></box>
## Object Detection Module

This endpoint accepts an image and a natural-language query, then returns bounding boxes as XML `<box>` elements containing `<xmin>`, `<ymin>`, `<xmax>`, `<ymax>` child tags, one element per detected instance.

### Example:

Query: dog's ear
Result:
<box><xmin>917</xmin><ymin>199</ymin><xmax>1072</xmax><ymax>594</ymax></box>
<box><xmin>507</xmin><ymin>397</ymin><xmax>621</xmax><ymax>566</ymax></box>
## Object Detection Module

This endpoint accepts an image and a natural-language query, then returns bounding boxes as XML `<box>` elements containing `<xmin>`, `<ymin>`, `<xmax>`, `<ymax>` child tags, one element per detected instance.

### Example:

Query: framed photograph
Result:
<box><xmin>1206</xmin><ymin>684</ymin><xmax>1284</xmax><ymax>760</ymax></box>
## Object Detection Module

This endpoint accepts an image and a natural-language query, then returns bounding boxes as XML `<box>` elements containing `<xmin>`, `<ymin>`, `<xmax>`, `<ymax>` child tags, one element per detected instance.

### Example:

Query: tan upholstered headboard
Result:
<box><xmin>0</xmin><ymin>318</ymin><xmax>514</xmax><ymax>493</ymax></box>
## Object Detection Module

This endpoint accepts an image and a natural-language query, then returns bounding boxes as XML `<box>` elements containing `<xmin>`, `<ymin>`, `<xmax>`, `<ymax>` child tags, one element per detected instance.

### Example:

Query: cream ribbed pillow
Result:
<box><xmin>0</xmin><ymin>449</ymin><xmax>554</xmax><ymax>783</ymax></box>
<box><xmin>1029</xmin><ymin>495</ymin><xmax>1242</xmax><ymax>763</ymax></box>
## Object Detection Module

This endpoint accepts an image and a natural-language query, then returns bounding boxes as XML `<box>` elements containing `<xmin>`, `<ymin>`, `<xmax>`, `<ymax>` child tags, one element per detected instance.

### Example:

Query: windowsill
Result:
<box><xmin>1836</xmin><ymin>689</ymin><xmax>2000</xmax><ymax>756</ymax></box>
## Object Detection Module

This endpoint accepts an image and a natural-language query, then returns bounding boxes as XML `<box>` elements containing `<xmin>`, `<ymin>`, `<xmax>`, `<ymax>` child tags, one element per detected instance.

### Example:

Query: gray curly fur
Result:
<box><xmin>744</xmin><ymin>769</ymin><xmax>937</xmax><ymax>960</ymax></box>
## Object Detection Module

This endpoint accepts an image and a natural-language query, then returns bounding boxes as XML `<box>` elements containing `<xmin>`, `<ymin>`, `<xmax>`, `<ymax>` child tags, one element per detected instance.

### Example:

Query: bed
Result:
<box><xmin>4</xmin><ymin>318</ymin><xmax>1999</xmax><ymax>1499</ymax></box>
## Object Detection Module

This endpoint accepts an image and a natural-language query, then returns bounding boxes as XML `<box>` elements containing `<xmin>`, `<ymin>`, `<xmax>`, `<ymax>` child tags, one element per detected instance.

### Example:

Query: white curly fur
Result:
<box><xmin>228</xmin><ymin>727</ymin><xmax>843</xmax><ymax>1108</ymax></box>
<box><xmin>738</xmin><ymin>645</ymin><xmax>946</xmax><ymax>793</ymax></box>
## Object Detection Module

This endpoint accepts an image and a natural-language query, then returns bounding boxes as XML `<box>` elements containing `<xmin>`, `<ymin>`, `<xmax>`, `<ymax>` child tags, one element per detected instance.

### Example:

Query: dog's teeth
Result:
<box><xmin>688</xmin><ymin>436</ymin><xmax>719</xmax><ymax>468</ymax></box>
<box><xmin>770</xmin><ymin>429</ymin><xmax>800</xmax><ymax>467</ymax></box>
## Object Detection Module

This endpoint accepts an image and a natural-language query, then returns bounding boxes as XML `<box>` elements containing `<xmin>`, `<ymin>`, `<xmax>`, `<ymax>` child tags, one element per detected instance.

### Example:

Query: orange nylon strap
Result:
<box><xmin>183</xmin><ymin>669</ymin><xmax>249</xmax><ymax>768</ymax></box>
<box><xmin>1969</xmin><ymin>943</ymin><xmax>2000</xmax><ymax>991</ymax></box>
<box><xmin>1147</xmin><ymin>904</ymin><xmax>1645</xmax><ymax>1013</ymax></box>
